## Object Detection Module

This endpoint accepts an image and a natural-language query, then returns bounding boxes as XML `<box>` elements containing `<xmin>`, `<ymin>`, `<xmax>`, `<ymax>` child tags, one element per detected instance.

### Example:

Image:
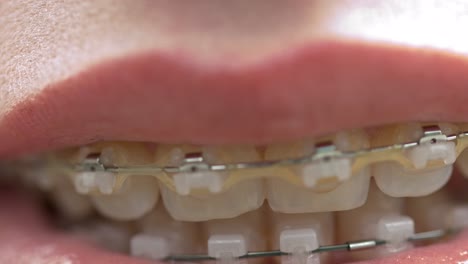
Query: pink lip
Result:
<box><xmin>1</xmin><ymin>40</ymin><xmax>468</xmax><ymax>158</ymax></box>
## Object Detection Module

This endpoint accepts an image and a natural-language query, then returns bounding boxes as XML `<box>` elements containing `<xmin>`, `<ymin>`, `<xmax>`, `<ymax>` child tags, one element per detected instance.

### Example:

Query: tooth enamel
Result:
<box><xmin>446</xmin><ymin>206</ymin><xmax>468</xmax><ymax>229</ymax></box>
<box><xmin>373</xmin><ymin>162</ymin><xmax>453</xmax><ymax>197</ymax></box>
<box><xmin>456</xmin><ymin>149</ymin><xmax>468</xmax><ymax>179</ymax></box>
<box><xmin>73</xmin><ymin>171</ymin><xmax>117</xmax><ymax>195</ymax></box>
<box><xmin>376</xmin><ymin>215</ymin><xmax>415</xmax><ymax>254</ymax></box>
<box><xmin>203</xmin><ymin>210</ymin><xmax>267</xmax><ymax>257</ymax></box>
<box><xmin>407</xmin><ymin>141</ymin><xmax>456</xmax><ymax>169</ymax></box>
<box><xmin>302</xmin><ymin>157</ymin><xmax>352</xmax><ymax>188</ymax></box>
<box><xmin>50</xmin><ymin>185</ymin><xmax>94</xmax><ymax>220</ymax></box>
<box><xmin>266</xmin><ymin>168</ymin><xmax>370</xmax><ymax>213</ymax></box>
<box><xmin>160</xmin><ymin>180</ymin><xmax>264</xmax><ymax>221</ymax></box>
<box><xmin>92</xmin><ymin>176</ymin><xmax>159</xmax><ymax>221</ymax></box>
<box><xmin>138</xmin><ymin>205</ymin><xmax>201</xmax><ymax>255</ymax></box>
<box><xmin>158</xmin><ymin>145</ymin><xmax>265</xmax><ymax>221</ymax></box>
<box><xmin>406</xmin><ymin>190</ymin><xmax>463</xmax><ymax>232</ymax></box>
<box><xmin>265</xmin><ymin>131</ymin><xmax>371</xmax><ymax>213</ymax></box>
<box><xmin>373</xmin><ymin>124</ymin><xmax>456</xmax><ymax>198</ymax></box>
<box><xmin>73</xmin><ymin>222</ymin><xmax>133</xmax><ymax>253</ymax></box>
<box><xmin>337</xmin><ymin>182</ymin><xmax>404</xmax><ymax>260</ymax></box>
<box><xmin>130</xmin><ymin>234</ymin><xmax>170</xmax><ymax>260</ymax></box>
<box><xmin>271</xmin><ymin>212</ymin><xmax>333</xmax><ymax>264</ymax></box>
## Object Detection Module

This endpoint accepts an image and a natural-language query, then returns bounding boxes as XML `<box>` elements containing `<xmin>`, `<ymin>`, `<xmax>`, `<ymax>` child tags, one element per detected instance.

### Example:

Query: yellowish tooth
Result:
<box><xmin>265</xmin><ymin>130</ymin><xmax>371</xmax><ymax>213</ymax></box>
<box><xmin>373</xmin><ymin>123</ymin><xmax>456</xmax><ymax>197</ymax></box>
<box><xmin>157</xmin><ymin>145</ymin><xmax>265</xmax><ymax>221</ymax></box>
<box><xmin>92</xmin><ymin>176</ymin><xmax>159</xmax><ymax>221</ymax></box>
<box><xmin>336</xmin><ymin>181</ymin><xmax>405</xmax><ymax>261</ymax></box>
<box><xmin>74</xmin><ymin>142</ymin><xmax>160</xmax><ymax>221</ymax></box>
<box><xmin>406</xmin><ymin>189</ymin><xmax>468</xmax><ymax>232</ymax></box>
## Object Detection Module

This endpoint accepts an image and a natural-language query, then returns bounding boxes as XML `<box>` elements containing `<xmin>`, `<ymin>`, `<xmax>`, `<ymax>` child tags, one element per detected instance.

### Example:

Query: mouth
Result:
<box><xmin>3</xmin><ymin>1</ymin><xmax>468</xmax><ymax>264</ymax></box>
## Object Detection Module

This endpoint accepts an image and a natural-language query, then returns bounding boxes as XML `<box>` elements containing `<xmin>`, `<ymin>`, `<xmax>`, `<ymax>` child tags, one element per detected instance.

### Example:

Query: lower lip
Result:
<box><xmin>1</xmin><ymin>187</ymin><xmax>467</xmax><ymax>264</ymax></box>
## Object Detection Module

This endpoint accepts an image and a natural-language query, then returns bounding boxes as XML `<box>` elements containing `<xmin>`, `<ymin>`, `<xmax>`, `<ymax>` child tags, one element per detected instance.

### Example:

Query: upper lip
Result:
<box><xmin>2</xmin><ymin>1</ymin><xmax>468</xmax><ymax>159</ymax></box>
<box><xmin>1</xmin><ymin>40</ymin><xmax>468</xmax><ymax>158</ymax></box>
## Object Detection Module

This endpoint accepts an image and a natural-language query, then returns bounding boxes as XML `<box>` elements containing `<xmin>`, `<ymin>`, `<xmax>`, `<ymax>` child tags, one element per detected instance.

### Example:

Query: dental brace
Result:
<box><xmin>5</xmin><ymin>124</ymin><xmax>467</xmax><ymax>262</ymax></box>
<box><xmin>158</xmin><ymin>228</ymin><xmax>458</xmax><ymax>262</ymax></box>
<box><xmin>22</xmin><ymin>124</ymin><xmax>463</xmax><ymax>196</ymax></box>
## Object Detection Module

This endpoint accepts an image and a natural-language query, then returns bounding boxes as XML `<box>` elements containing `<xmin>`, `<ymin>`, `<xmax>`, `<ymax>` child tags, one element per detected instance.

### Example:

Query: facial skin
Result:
<box><xmin>2</xmin><ymin>1</ymin><xmax>468</xmax><ymax>264</ymax></box>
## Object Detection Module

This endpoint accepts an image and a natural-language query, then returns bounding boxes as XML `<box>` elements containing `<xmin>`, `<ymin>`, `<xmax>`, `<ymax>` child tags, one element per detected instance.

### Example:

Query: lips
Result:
<box><xmin>3</xmin><ymin>1</ymin><xmax>468</xmax><ymax>264</ymax></box>
<box><xmin>2</xmin><ymin>41</ymin><xmax>468</xmax><ymax>159</ymax></box>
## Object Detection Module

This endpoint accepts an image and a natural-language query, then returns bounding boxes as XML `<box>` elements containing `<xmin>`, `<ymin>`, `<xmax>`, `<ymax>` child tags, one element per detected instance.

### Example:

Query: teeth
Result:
<box><xmin>267</xmin><ymin>169</ymin><xmax>370</xmax><ymax>213</ymax></box>
<box><xmin>72</xmin><ymin>222</ymin><xmax>133</xmax><ymax>253</ymax></box>
<box><xmin>265</xmin><ymin>131</ymin><xmax>371</xmax><ymax>213</ymax></box>
<box><xmin>158</xmin><ymin>145</ymin><xmax>264</xmax><ymax>221</ymax></box>
<box><xmin>72</xmin><ymin>143</ymin><xmax>159</xmax><ymax>221</ymax></box>
<box><xmin>271</xmin><ymin>212</ymin><xmax>334</xmax><ymax>264</ymax></box>
<box><xmin>161</xmin><ymin>180</ymin><xmax>264</xmax><ymax>221</ymax></box>
<box><xmin>373</xmin><ymin>162</ymin><xmax>453</xmax><ymax>197</ymax></box>
<box><xmin>203</xmin><ymin>210</ymin><xmax>266</xmax><ymax>263</ymax></box>
<box><xmin>73</xmin><ymin>171</ymin><xmax>117</xmax><ymax>195</ymax></box>
<box><xmin>50</xmin><ymin>184</ymin><xmax>94</xmax><ymax>220</ymax></box>
<box><xmin>336</xmin><ymin>181</ymin><xmax>404</xmax><ymax>260</ymax></box>
<box><xmin>456</xmin><ymin>149</ymin><xmax>468</xmax><ymax>179</ymax></box>
<box><xmin>92</xmin><ymin>176</ymin><xmax>159</xmax><ymax>221</ymax></box>
<box><xmin>446</xmin><ymin>206</ymin><xmax>468</xmax><ymax>229</ymax></box>
<box><xmin>373</xmin><ymin>124</ymin><xmax>455</xmax><ymax>197</ymax></box>
<box><xmin>376</xmin><ymin>215</ymin><xmax>415</xmax><ymax>254</ymax></box>
<box><xmin>130</xmin><ymin>234</ymin><xmax>170</xmax><ymax>260</ymax></box>
<box><xmin>406</xmin><ymin>190</ymin><xmax>468</xmax><ymax>231</ymax></box>
<box><xmin>137</xmin><ymin>205</ymin><xmax>201</xmax><ymax>255</ymax></box>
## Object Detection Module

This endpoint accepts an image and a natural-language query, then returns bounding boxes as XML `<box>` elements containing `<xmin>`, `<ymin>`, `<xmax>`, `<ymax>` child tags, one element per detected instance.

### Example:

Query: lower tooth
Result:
<box><xmin>336</xmin><ymin>181</ymin><xmax>405</xmax><ymax>261</ymax></box>
<box><xmin>406</xmin><ymin>190</ymin><xmax>468</xmax><ymax>231</ymax></box>
<box><xmin>266</xmin><ymin>168</ymin><xmax>370</xmax><ymax>213</ymax></box>
<box><xmin>132</xmin><ymin>205</ymin><xmax>201</xmax><ymax>260</ymax></box>
<box><xmin>72</xmin><ymin>222</ymin><xmax>133</xmax><ymax>253</ymax></box>
<box><xmin>375</xmin><ymin>215</ymin><xmax>415</xmax><ymax>254</ymax></box>
<box><xmin>271</xmin><ymin>212</ymin><xmax>334</xmax><ymax>264</ymax></box>
<box><xmin>204</xmin><ymin>210</ymin><xmax>267</xmax><ymax>263</ymax></box>
<box><xmin>373</xmin><ymin>162</ymin><xmax>453</xmax><ymax>197</ymax></box>
<box><xmin>92</xmin><ymin>176</ymin><xmax>159</xmax><ymax>221</ymax></box>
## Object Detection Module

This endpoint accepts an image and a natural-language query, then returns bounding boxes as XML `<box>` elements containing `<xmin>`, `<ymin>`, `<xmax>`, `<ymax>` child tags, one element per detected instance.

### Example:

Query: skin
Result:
<box><xmin>2</xmin><ymin>1</ymin><xmax>468</xmax><ymax>264</ymax></box>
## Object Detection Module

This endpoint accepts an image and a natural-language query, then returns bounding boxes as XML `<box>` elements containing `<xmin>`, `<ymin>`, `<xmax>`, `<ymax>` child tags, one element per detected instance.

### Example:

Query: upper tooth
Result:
<box><xmin>373</xmin><ymin>124</ymin><xmax>455</xmax><ymax>197</ymax></box>
<box><xmin>265</xmin><ymin>130</ymin><xmax>371</xmax><ymax>213</ymax></box>
<box><xmin>92</xmin><ymin>176</ymin><xmax>160</xmax><ymax>221</ymax></box>
<box><xmin>81</xmin><ymin>143</ymin><xmax>159</xmax><ymax>221</ymax></box>
<box><xmin>157</xmin><ymin>145</ymin><xmax>265</xmax><ymax>221</ymax></box>
<box><xmin>73</xmin><ymin>171</ymin><xmax>117</xmax><ymax>195</ymax></box>
<box><xmin>160</xmin><ymin>180</ymin><xmax>264</xmax><ymax>221</ymax></box>
<box><xmin>373</xmin><ymin>162</ymin><xmax>453</xmax><ymax>197</ymax></box>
